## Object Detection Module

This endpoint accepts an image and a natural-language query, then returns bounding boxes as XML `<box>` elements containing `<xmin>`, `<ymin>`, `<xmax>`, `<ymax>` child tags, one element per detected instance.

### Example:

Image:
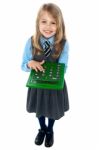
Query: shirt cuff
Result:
<box><xmin>21</xmin><ymin>63</ymin><xmax>31</xmax><ymax>72</ymax></box>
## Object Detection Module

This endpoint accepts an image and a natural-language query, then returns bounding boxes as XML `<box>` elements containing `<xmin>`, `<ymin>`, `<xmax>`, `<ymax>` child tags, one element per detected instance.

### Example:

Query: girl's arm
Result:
<box><xmin>21</xmin><ymin>37</ymin><xmax>33</xmax><ymax>72</ymax></box>
<box><xmin>21</xmin><ymin>37</ymin><xmax>45</xmax><ymax>72</ymax></box>
<box><xmin>58</xmin><ymin>41</ymin><xmax>69</xmax><ymax>73</ymax></box>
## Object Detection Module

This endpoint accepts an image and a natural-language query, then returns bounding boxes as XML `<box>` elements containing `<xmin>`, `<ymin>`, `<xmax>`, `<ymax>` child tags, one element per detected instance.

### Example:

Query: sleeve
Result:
<box><xmin>58</xmin><ymin>41</ymin><xmax>69</xmax><ymax>73</ymax></box>
<box><xmin>21</xmin><ymin>37</ymin><xmax>33</xmax><ymax>72</ymax></box>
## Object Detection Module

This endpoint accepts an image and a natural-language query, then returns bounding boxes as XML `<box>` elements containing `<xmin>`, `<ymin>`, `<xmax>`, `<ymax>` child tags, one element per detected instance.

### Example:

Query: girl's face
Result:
<box><xmin>39</xmin><ymin>11</ymin><xmax>57</xmax><ymax>38</ymax></box>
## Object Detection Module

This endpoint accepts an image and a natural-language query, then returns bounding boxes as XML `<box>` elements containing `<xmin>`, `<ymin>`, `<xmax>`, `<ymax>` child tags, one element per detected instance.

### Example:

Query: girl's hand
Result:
<box><xmin>27</xmin><ymin>60</ymin><xmax>45</xmax><ymax>72</ymax></box>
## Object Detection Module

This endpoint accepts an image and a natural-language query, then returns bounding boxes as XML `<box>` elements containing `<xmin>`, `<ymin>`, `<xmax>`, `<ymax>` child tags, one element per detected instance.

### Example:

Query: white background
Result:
<box><xmin>0</xmin><ymin>0</ymin><xmax>99</xmax><ymax>150</ymax></box>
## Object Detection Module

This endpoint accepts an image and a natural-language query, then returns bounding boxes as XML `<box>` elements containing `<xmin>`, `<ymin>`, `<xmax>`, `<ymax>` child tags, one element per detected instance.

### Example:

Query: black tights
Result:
<box><xmin>38</xmin><ymin>116</ymin><xmax>55</xmax><ymax>132</ymax></box>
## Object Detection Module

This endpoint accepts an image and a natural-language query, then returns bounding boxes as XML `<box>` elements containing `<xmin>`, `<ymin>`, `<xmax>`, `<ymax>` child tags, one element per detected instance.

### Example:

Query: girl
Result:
<box><xmin>21</xmin><ymin>3</ymin><xmax>69</xmax><ymax>147</ymax></box>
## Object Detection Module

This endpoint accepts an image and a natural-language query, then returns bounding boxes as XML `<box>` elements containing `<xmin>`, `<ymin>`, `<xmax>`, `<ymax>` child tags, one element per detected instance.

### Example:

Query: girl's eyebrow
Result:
<box><xmin>41</xmin><ymin>19</ymin><xmax>47</xmax><ymax>20</ymax></box>
<box><xmin>41</xmin><ymin>18</ymin><xmax>56</xmax><ymax>22</ymax></box>
<box><xmin>40</xmin><ymin>17</ymin><xmax>47</xmax><ymax>20</ymax></box>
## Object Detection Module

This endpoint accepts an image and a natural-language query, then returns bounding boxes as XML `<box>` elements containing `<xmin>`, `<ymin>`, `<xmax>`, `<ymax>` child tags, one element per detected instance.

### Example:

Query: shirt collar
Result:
<box><xmin>40</xmin><ymin>36</ymin><xmax>54</xmax><ymax>46</ymax></box>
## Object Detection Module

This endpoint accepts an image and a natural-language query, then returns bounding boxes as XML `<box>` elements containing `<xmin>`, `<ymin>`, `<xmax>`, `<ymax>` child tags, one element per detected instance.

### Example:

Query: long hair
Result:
<box><xmin>32</xmin><ymin>3</ymin><xmax>66</xmax><ymax>58</ymax></box>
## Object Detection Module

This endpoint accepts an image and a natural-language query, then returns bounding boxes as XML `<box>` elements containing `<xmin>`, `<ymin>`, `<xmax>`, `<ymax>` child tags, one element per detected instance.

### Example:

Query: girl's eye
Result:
<box><xmin>41</xmin><ymin>21</ymin><xmax>46</xmax><ymax>23</ymax></box>
<box><xmin>51</xmin><ymin>22</ymin><xmax>56</xmax><ymax>25</ymax></box>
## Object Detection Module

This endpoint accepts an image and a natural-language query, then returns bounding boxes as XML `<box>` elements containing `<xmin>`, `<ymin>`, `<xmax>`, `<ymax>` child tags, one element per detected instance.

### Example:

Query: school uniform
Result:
<box><xmin>21</xmin><ymin>36</ymin><xmax>69</xmax><ymax>120</ymax></box>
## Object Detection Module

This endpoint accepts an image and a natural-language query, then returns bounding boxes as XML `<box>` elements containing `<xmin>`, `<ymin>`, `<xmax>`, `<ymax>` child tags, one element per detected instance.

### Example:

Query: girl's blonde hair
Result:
<box><xmin>32</xmin><ymin>3</ymin><xmax>66</xmax><ymax>58</ymax></box>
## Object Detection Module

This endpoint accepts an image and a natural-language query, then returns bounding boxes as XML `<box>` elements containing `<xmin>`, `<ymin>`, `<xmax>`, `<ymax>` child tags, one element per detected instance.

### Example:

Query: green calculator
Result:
<box><xmin>26</xmin><ymin>62</ymin><xmax>65</xmax><ymax>90</ymax></box>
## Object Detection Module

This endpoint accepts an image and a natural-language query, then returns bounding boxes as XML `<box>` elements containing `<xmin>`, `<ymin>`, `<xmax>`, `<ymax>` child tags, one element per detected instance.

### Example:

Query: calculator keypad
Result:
<box><xmin>31</xmin><ymin>63</ymin><xmax>62</xmax><ymax>82</ymax></box>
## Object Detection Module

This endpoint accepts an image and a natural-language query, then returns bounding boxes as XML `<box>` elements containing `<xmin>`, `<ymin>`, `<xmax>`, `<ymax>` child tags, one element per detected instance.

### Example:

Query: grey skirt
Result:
<box><xmin>26</xmin><ymin>80</ymin><xmax>69</xmax><ymax>120</ymax></box>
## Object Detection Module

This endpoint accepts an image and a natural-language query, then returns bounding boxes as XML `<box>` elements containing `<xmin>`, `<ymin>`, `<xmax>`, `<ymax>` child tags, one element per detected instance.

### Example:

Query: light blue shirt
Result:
<box><xmin>21</xmin><ymin>36</ymin><xmax>69</xmax><ymax>73</ymax></box>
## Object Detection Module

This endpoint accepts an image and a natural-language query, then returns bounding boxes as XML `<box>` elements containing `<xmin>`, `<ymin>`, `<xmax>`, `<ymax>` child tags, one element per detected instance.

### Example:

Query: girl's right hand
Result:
<box><xmin>27</xmin><ymin>60</ymin><xmax>45</xmax><ymax>72</ymax></box>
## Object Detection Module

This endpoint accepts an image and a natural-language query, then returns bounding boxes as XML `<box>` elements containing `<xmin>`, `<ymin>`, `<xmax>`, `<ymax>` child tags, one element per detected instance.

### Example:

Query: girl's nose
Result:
<box><xmin>46</xmin><ymin>23</ymin><xmax>51</xmax><ymax>27</ymax></box>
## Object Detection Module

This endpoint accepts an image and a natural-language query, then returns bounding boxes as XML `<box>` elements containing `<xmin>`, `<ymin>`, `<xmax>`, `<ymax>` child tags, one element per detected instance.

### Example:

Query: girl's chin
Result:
<box><xmin>43</xmin><ymin>33</ymin><xmax>54</xmax><ymax>38</ymax></box>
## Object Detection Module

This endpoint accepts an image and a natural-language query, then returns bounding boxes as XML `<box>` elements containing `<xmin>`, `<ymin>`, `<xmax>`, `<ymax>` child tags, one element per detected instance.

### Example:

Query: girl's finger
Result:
<box><xmin>40</xmin><ymin>60</ymin><xmax>45</xmax><ymax>65</ymax></box>
<box><xmin>37</xmin><ymin>65</ymin><xmax>44</xmax><ymax>72</ymax></box>
<box><xmin>33</xmin><ymin>66</ymin><xmax>38</xmax><ymax>72</ymax></box>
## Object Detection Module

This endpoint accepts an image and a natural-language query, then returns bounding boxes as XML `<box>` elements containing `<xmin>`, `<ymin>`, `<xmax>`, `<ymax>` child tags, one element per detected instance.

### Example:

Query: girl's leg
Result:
<box><xmin>38</xmin><ymin>116</ymin><xmax>47</xmax><ymax>130</ymax></box>
<box><xmin>45</xmin><ymin>118</ymin><xmax>55</xmax><ymax>147</ymax></box>
<box><xmin>47</xmin><ymin>118</ymin><xmax>55</xmax><ymax>132</ymax></box>
<box><xmin>35</xmin><ymin>116</ymin><xmax>46</xmax><ymax>145</ymax></box>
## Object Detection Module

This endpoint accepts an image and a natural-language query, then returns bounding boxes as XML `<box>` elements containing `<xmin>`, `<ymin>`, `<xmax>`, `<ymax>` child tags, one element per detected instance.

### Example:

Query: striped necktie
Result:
<box><xmin>43</xmin><ymin>40</ymin><xmax>52</xmax><ymax>57</ymax></box>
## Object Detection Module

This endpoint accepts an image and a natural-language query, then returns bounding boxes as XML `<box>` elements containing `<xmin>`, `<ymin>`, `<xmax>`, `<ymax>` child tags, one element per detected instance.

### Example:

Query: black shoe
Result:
<box><xmin>45</xmin><ymin>131</ymin><xmax>54</xmax><ymax>147</ymax></box>
<box><xmin>35</xmin><ymin>129</ymin><xmax>46</xmax><ymax>145</ymax></box>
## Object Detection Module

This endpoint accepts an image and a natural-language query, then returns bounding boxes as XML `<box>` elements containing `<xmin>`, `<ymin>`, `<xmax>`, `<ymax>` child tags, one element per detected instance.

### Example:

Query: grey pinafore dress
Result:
<box><xmin>26</xmin><ymin>41</ymin><xmax>69</xmax><ymax>120</ymax></box>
